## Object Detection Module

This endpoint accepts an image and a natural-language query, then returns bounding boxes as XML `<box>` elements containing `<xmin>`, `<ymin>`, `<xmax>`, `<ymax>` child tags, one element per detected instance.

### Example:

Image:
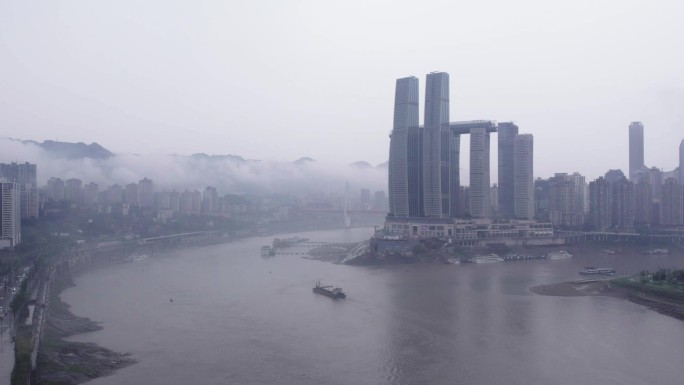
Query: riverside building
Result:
<box><xmin>629</xmin><ymin>121</ymin><xmax>645</xmax><ymax>181</ymax></box>
<box><xmin>0</xmin><ymin>180</ymin><xmax>21</xmax><ymax>248</ymax></box>
<box><xmin>383</xmin><ymin>72</ymin><xmax>552</xmax><ymax>246</ymax></box>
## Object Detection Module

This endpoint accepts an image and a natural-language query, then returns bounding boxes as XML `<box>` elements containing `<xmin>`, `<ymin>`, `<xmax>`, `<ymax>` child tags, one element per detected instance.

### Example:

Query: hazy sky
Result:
<box><xmin>1</xmin><ymin>0</ymin><xmax>683</xmax><ymax>181</ymax></box>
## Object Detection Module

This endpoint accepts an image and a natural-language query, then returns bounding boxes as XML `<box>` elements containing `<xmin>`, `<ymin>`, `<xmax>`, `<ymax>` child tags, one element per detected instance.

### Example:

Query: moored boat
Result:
<box><xmin>122</xmin><ymin>254</ymin><xmax>148</xmax><ymax>263</ymax></box>
<box><xmin>547</xmin><ymin>250</ymin><xmax>573</xmax><ymax>260</ymax></box>
<box><xmin>469</xmin><ymin>254</ymin><xmax>504</xmax><ymax>264</ymax></box>
<box><xmin>579</xmin><ymin>267</ymin><xmax>616</xmax><ymax>276</ymax></box>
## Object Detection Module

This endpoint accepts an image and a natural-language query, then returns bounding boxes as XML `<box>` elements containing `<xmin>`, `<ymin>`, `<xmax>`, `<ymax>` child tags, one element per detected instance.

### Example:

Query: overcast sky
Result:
<box><xmin>1</xmin><ymin>0</ymin><xmax>682</xmax><ymax>181</ymax></box>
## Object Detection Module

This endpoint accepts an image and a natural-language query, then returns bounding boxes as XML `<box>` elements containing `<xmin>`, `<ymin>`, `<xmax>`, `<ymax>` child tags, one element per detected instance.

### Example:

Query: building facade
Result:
<box><xmin>469</xmin><ymin>126</ymin><xmax>491</xmax><ymax>218</ymax></box>
<box><xmin>0</xmin><ymin>181</ymin><xmax>21</xmax><ymax>248</ymax></box>
<box><xmin>611</xmin><ymin>178</ymin><xmax>634</xmax><ymax>231</ymax></box>
<box><xmin>497</xmin><ymin>122</ymin><xmax>518</xmax><ymax>218</ymax></box>
<box><xmin>629</xmin><ymin>121</ymin><xmax>645</xmax><ymax>181</ymax></box>
<box><xmin>388</xmin><ymin>76</ymin><xmax>419</xmax><ymax>218</ymax></box>
<box><xmin>589</xmin><ymin>177</ymin><xmax>612</xmax><ymax>231</ymax></box>
<box><xmin>513</xmin><ymin>134</ymin><xmax>534</xmax><ymax>220</ymax></box>
<box><xmin>422</xmin><ymin>72</ymin><xmax>451</xmax><ymax>218</ymax></box>
<box><xmin>660</xmin><ymin>178</ymin><xmax>683</xmax><ymax>225</ymax></box>
<box><xmin>0</xmin><ymin>162</ymin><xmax>39</xmax><ymax>219</ymax></box>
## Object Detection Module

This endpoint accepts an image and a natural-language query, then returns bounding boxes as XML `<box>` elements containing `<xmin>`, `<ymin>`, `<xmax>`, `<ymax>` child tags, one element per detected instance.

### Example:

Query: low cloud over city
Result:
<box><xmin>0</xmin><ymin>137</ymin><xmax>387</xmax><ymax>195</ymax></box>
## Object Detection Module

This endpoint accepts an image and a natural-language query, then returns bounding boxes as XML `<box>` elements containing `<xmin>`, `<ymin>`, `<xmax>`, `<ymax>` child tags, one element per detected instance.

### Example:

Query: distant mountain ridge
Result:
<box><xmin>14</xmin><ymin>138</ymin><xmax>387</xmax><ymax>167</ymax></box>
<box><xmin>21</xmin><ymin>139</ymin><xmax>114</xmax><ymax>159</ymax></box>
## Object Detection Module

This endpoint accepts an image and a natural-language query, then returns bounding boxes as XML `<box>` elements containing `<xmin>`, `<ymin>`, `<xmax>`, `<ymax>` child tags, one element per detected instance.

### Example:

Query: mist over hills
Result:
<box><xmin>22</xmin><ymin>139</ymin><xmax>114</xmax><ymax>159</ymax></box>
<box><xmin>1</xmin><ymin>138</ymin><xmax>387</xmax><ymax>195</ymax></box>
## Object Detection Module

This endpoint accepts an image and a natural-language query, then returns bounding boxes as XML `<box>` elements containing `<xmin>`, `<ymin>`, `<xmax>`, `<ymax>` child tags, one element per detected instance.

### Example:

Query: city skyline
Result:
<box><xmin>1</xmin><ymin>1</ymin><xmax>683</xmax><ymax>180</ymax></box>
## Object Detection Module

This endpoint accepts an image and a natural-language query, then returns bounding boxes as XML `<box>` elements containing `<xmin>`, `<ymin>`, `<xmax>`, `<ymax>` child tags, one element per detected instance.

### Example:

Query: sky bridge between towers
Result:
<box><xmin>449</xmin><ymin>120</ymin><xmax>498</xmax><ymax>135</ymax></box>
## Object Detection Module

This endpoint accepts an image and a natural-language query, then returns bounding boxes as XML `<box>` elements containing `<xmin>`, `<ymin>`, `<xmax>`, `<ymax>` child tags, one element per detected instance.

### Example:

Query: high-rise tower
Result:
<box><xmin>0</xmin><ymin>181</ymin><xmax>21</xmax><ymax>248</ymax></box>
<box><xmin>628</xmin><ymin>122</ymin><xmax>645</xmax><ymax>181</ymax></box>
<box><xmin>0</xmin><ymin>162</ymin><xmax>38</xmax><ymax>219</ymax></box>
<box><xmin>388</xmin><ymin>76</ymin><xmax>420</xmax><ymax>218</ymax></box>
<box><xmin>469</xmin><ymin>127</ymin><xmax>491</xmax><ymax>218</ymax></box>
<box><xmin>497</xmin><ymin>122</ymin><xmax>519</xmax><ymax>218</ymax></box>
<box><xmin>513</xmin><ymin>134</ymin><xmax>534</xmax><ymax>219</ymax></box>
<box><xmin>422</xmin><ymin>72</ymin><xmax>450</xmax><ymax>218</ymax></box>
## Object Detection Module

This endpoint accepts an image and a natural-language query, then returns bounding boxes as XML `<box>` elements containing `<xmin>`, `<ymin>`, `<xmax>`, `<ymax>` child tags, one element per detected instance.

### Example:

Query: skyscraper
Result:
<box><xmin>469</xmin><ymin>127</ymin><xmax>491</xmax><ymax>218</ymax></box>
<box><xmin>497</xmin><ymin>122</ymin><xmax>518</xmax><ymax>218</ymax></box>
<box><xmin>0</xmin><ymin>181</ymin><xmax>21</xmax><ymax>248</ymax></box>
<box><xmin>138</xmin><ymin>177</ymin><xmax>154</xmax><ymax>208</ymax></box>
<box><xmin>65</xmin><ymin>178</ymin><xmax>82</xmax><ymax>203</ymax></box>
<box><xmin>451</xmin><ymin>120</ymin><xmax>499</xmax><ymax>218</ymax></box>
<box><xmin>513</xmin><ymin>134</ymin><xmax>534</xmax><ymax>219</ymax></box>
<box><xmin>449</xmin><ymin>129</ymin><xmax>460</xmax><ymax>218</ymax></box>
<box><xmin>0</xmin><ymin>162</ymin><xmax>38</xmax><ymax>219</ymax></box>
<box><xmin>548</xmin><ymin>173</ymin><xmax>586</xmax><ymax>227</ymax></box>
<box><xmin>422</xmin><ymin>72</ymin><xmax>450</xmax><ymax>218</ymax></box>
<box><xmin>388</xmin><ymin>76</ymin><xmax>419</xmax><ymax>218</ymax></box>
<box><xmin>589</xmin><ymin>177</ymin><xmax>612</xmax><ymax>231</ymax></box>
<box><xmin>611</xmin><ymin>178</ymin><xmax>634</xmax><ymax>230</ymax></box>
<box><xmin>628</xmin><ymin>121</ymin><xmax>645</xmax><ymax>181</ymax></box>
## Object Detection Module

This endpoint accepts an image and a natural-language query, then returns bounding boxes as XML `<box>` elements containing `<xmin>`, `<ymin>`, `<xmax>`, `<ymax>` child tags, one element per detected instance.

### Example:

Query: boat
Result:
<box><xmin>502</xmin><ymin>254</ymin><xmax>546</xmax><ymax>262</ymax></box>
<box><xmin>645</xmin><ymin>248</ymin><xmax>670</xmax><ymax>255</ymax></box>
<box><xmin>547</xmin><ymin>250</ymin><xmax>573</xmax><ymax>260</ymax></box>
<box><xmin>444</xmin><ymin>258</ymin><xmax>461</xmax><ymax>265</ymax></box>
<box><xmin>122</xmin><ymin>254</ymin><xmax>148</xmax><ymax>263</ymax></box>
<box><xmin>260</xmin><ymin>245</ymin><xmax>274</xmax><ymax>256</ymax></box>
<box><xmin>579</xmin><ymin>267</ymin><xmax>616</xmax><ymax>276</ymax></box>
<box><xmin>313</xmin><ymin>281</ymin><xmax>346</xmax><ymax>299</ymax></box>
<box><xmin>469</xmin><ymin>254</ymin><xmax>504</xmax><ymax>264</ymax></box>
<box><xmin>601</xmin><ymin>249</ymin><xmax>616</xmax><ymax>255</ymax></box>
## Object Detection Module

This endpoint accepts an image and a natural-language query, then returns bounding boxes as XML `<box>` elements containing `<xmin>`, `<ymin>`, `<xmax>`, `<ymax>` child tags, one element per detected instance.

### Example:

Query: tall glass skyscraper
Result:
<box><xmin>469</xmin><ymin>126</ymin><xmax>491</xmax><ymax>218</ymax></box>
<box><xmin>497</xmin><ymin>122</ymin><xmax>519</xmax><ymax>218</ymax></box>
<box><xmin>422</xmin><ymin>72</ymin><xmax>450</xmax><ymax>218</ymax></box>
<box><xmin>388</xmin><ymin>76</ymin><xmax>419</xmax><ymax>218</ymax></box>
<box><xmin>513</xmin><ymin>134</ymin><xmax>534</xmax><ymax>220</ymax></box>
<box><xmin>629</xmin><ymin>122</ymin><xmax>645</xmax><ymax>181</ymax></box>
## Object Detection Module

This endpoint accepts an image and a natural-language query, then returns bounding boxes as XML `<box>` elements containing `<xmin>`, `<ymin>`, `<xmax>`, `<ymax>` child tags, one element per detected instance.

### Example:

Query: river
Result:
<box><xmin>61</xmin><ymin>228</ymin><xmax>684</xmax><ymax>385</ymax></box>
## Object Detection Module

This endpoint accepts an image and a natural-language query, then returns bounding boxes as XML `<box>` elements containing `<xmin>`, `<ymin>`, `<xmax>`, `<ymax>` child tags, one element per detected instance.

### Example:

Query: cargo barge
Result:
<box><xmin>313</xmin><ymin>281</ymin><xmax>346</xmax><ymax>299</ymax></box>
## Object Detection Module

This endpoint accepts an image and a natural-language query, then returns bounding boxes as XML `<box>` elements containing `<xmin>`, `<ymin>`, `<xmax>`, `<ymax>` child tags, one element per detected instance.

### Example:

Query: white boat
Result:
<box><xmin>470</xmin><ymin>254</ymin><xmax>504</xmax><ymax>264</ymax></box>
<box><xmin>547</xmin><ymin>250</ymin><xmax>573</xmax><ymax>260</ymax></box>
<box><xmin>260</xmin><ymin>246</ymin><xmax>273</xmax><ymax>256</ymax></box>
<box><xmin>123</xmin><ymin>254</ymin><xmax>148</xmax><ymax>263</ymax></box>
<box><xmin>580</xmin><ymin>267</ymin><xmax>616</xmax><ymax>276</ymax></box>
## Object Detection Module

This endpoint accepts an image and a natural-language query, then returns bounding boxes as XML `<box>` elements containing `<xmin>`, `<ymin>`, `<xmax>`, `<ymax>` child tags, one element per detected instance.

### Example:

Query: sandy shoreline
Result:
<box><xmin>531</xmin><ymin>279</ymin><xmax>684</xmax><ymax>321</ymax></box>
<box><xmin>36</xmin><ymin>277</ymin><xmax>136</xmax><ymax>385</ymax></box>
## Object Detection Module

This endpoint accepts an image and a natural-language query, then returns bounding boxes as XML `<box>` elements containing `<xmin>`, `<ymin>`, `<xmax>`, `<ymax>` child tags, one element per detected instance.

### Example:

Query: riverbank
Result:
<box><xmin>531</xmin><ymin>279</ymin><xmax>684</xmax><ymax>321</ymax></box>
<box><xmin>35</xmin><ymin>277</ymin><xmax>135</xmax><ymax>385</ymax></box>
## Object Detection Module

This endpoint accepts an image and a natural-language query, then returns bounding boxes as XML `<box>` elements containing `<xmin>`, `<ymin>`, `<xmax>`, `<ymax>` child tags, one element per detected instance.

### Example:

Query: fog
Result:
<box><xmin>1</xmin><ymin>0</ymin><xmax>683</xmax><ymax>180</ymax></box>
<box><xmin>0</xmin><ymin>137</ymin><xmax>387</xmax><ymax>195</ymax></box>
